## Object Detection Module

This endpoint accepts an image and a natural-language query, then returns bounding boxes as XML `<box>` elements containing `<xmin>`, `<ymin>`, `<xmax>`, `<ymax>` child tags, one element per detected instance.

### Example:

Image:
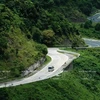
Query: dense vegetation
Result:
<box><xmin>0</xmin><ymin>0</ymin><xmax>95</xmax><ymax>79</ymax></box>
<box><xmin>0</xmin><ymin>48</ymin><xmax>100</xmax><ymax>100</ymax></box>
<box><xmin>76</xmin><ymin>20</ymin><xmax>100</xmax><ymax>39</ymax></box>
<box><xmin>0</xmin><ymin>0</ymin><xmax>100</xmax><ymax>99</ymax></box>
<box><xmin>0</xmin><ymin>2</ymin><xmax>47</xmax><ymax>80</ymax></box>
<box><xmin>0</xmin><ymin>0</ymin><xmax>88</xmax><ymax>47</ymax></box>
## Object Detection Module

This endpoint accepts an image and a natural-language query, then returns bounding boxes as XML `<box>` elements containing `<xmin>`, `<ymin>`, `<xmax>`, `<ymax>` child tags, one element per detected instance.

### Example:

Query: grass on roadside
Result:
<box><xmin>43</xmin><ymin>56</ymin><xmax>51</xmax><ymax>66</ymax></box>
<box><xmin>0</xmin><ymin>56</ymin><xmax>51</xmax><ymax>83</ymax></box>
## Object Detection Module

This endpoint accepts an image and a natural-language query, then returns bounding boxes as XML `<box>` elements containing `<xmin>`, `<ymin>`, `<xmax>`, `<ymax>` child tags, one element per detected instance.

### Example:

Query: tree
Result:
<box><xmin>32</xmin><ymin>26</ymin><xmax>42</xmax><ymax>43</ymax></box>
<box><xmin>84</xmin><ymin>20</ymin><xmax>92</xmax><ymax>29</ymax></box>
<box><xmin>0</xmin><ymin>4</ymin><xmax>14</xmax><ymax>32</ymax></box>
<box><xmin>42</xmin><ymin>29</ymin><xmax>55</xmax><ymax>46</ymax></box>
<box><xmin>0</xmin><ymin>88</ymin><xmax>8</xmax><ymax>100</ymax></box>
<box><xmin>35</xmin><ymin>44</ymin><xmax>47</xmax><ymax>55</ymax></box>
<box><xmin>79</xmin><ymin>2</ymin><xmax>92</xmax><ymax>16</ymax></box>
<box><xmin>0</xmin><ymin>32</ymin><xmax>8</xmax><ymax>59</ymax></box>
<box><xmin>95</xmin><ymin>23</ymin><xmax>100</xmax><ymax>31</ymax></box>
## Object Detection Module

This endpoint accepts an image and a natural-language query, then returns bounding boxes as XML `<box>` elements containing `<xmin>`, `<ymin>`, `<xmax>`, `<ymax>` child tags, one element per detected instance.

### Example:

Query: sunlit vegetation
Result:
<box><xmin>0</xmin><ymin>2</ymin><xmax>47</xmax><ymax>80</ymax></box>
<box><xmin>0</xmin><ymin>48</ymin><xmax>100</xmax><ymax>100</ymax></box>
<box><xmin>0</xmin><ymin>0</ymin><xmax>100</xmax><ymax>99</ymax></box>
<box><xmin>78</xmin><ymin>21</ymin><xmax>100</xmax><ymax>39</ymax></box>
<box><xmin>1</xmin><ymin>0</ymin><xmax>95</xmax><ymax>79</ymax></box>
<box><xmin>0</xmin><ymin>0</ymin><xmax>87</xmax><ymax>47</ymax></box>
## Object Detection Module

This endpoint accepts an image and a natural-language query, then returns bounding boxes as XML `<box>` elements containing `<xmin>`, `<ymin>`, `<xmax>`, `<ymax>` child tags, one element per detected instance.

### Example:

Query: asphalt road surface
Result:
<box><xmin>1</xmin><ymin>38</ymin><xmax>99</xmax><ymax>88</ymax></box>
<box><xmin>87</xmin><ymin>12</ymin><xmax>100</xmax><ymax>22</ymax></box>
<box><xmin>83</xmin><ymin>38</ymin><xmax>100</xmax><ymax>47</ymax></box>
<box><xmin>0</xmin><ymin>48</ymin><xmax>76</xmax><ymax>88</ymax></box>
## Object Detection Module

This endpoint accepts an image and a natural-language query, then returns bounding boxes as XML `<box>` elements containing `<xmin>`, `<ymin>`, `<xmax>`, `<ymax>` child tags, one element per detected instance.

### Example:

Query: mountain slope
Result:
<box><xmin>1</xmin><ymin>0</ymin><xmax>86</xmax><ymax>46</ymax></box>
<box><xmin>0</xmin><ymin>4</ymin><xmax>47</xmax><ymax>79</ymax></box>
<box><xmin>0</xmin><ymin>0</ymin><xmax>99</xmax><ymax>79</ymax></box>
<box><xmin>0</xmin><ymin>48</ymin><xmax>100</xmax><ymax>100</ymax></box>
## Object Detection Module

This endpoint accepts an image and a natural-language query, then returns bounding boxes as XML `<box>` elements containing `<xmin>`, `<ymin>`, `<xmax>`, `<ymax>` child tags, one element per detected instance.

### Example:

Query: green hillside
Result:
<box><xmin>0</xmin><ymin>48</ymin><xmax>100</xmax><ymax>100</ymax></box>
<box><xmin>0</xmin><ymin>3</ymin><xmax>47</xmax><ymax>79</ymax></box>
<box><xmin>0</xmin><ymin>0</ymin><xmax>87</xmax><ymax>47</ymax></box>
<box><xmin>0</xmin><ymin>0</ymin><xmax>90</xmax><ymax>79</ymax></box>
<box><xmin>0</xmin><ymin>0</ymin><xmax>100</xmax><ymax>99</ymax></box>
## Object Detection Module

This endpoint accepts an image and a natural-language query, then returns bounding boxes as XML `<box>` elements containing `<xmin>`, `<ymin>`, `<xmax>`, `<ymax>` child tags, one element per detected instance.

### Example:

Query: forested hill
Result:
<box><xmin>0</xmin><ymin>0</ymin><xmax>99</xmax><ymax>78</ymax></box>
<box><xmin>0</xmin><ymin>0</ymin><xmax>87</xmax><ymax>47</ymax></box>
<box><xmin>1</xmin><ymin>0</ymin><xmax>100</xmax><ymax>47</ymax></box>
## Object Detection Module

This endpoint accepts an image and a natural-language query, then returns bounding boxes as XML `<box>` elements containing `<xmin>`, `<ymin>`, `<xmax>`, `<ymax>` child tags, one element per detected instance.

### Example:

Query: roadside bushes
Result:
<box><xmin>95</xmin><ymin>23</ymin><xmax>100</xmax><ymax>31</ymax></box>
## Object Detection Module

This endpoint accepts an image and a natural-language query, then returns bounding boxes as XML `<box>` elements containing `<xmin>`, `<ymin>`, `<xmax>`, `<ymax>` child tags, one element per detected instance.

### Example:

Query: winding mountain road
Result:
<box><xmin>0</xmin><ymin>38</ymin><xmax>100</xmax><ymax>88</ymax></box>
<box><xmin>0</xmin><ymin>48</ymin><xmax>76</xmax><ymax>88</ymax></box>
<box><xmin>83</xmin><ymin>38</ymin><xmax>100</xmax><ymax>47</ymax></box>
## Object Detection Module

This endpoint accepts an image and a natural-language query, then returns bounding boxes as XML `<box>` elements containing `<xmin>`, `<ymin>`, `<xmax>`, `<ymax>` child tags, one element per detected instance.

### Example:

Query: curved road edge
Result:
<box><xmin>0</xmin><ymin>48</ymin><xmax>79</xmax><ymax>88</ymax></box>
